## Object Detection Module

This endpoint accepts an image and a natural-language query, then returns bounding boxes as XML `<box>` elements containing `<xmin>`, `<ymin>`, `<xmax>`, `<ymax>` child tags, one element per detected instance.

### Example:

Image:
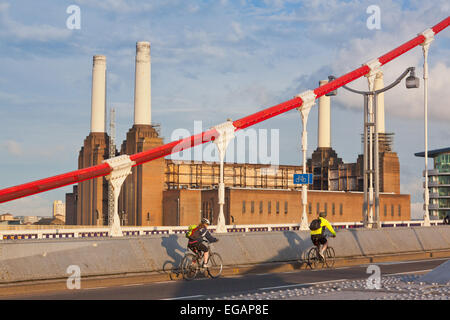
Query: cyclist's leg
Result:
<box><xmin>321</xmin><ymin>240</ymin><xmax>328</xmax><ymax>256</ymax></box>
<box><xmin>197</xmin><ymin>243</ymin><xmax>209</xmax><ymax>266</ymax></box>
<box><xmin>318</xmin><ymin>236</ymin><xmax>328</xmax><ymax>258</ymax></box>
<box><xmin>311</xmin><ymin>235</ymin><xmax>322</xmax><ymax>261</ymax></box>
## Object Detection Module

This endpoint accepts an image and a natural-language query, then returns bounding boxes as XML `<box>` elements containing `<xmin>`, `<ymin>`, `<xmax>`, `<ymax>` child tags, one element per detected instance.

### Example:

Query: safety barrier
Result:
<box><xmin>0</xmin><ymin>220</ymin><xmax>443</xmax><ymax>241</ymax></box>
<box><xmin>0</xmin><ymin>225</ymin><xmax>448</xmax><ymax>284</ymax></box>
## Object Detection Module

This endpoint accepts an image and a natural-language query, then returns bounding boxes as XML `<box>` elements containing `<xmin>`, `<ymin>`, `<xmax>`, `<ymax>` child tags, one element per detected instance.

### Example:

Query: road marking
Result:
<box><xmin>84</xmin><ymin>286</ymin><xmax>107</xmax><ymax>290</ymax></box>
<box><xmin>258</xmin><ymin>279</ymin><xmax>348</xmax><ymax>291</ymax></box>
<box><xmin>122</xmin><ymin>283</ymin><xmax>144</xmax><ymax>287</ymax></box>
<box><xmin>164</xmin><ymin>294</ymin><xmax>204</xmax><ymax>300</ymax></box>
<box><xmin>386</xmin><ymin>269</ymin><xmax>432</xmax><ymax>276</ymax></box>
<box><xmin>363</xmin><ymin>258</ymin><xmax>449</xmax><ymax>266</ymax></box>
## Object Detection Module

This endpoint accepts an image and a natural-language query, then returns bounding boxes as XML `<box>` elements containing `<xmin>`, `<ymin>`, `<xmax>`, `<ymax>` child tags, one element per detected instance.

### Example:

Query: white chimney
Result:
<box><xmin>318</xmin><ymin>80</ymin><xmax>331</xmax><ymax>148</ymax></box>
<box><xmin>374</xmin><ymin>71</ymin><xmax>385</xmax><ymax>133</ymax></box>
<box><xmin>134</xmin><ymin>41</ymin><xmax>151</xmax><ymax>125</ymax></box>
<box><xmin>90</xmin><ymin>55</ymin><xmax>106</xmax><ymax>133</ymax></box>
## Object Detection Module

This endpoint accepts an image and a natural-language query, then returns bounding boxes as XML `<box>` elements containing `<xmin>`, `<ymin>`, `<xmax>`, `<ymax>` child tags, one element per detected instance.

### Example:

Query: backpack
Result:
<box><xmin>309</xmin><ymin>218</ymin><xmax>322</xmax><ymax>231</ymax></box>
<box><xmin>185</xmin><ymin>224</ymin><xmax>199</xmax><ymax>239</ymax></box>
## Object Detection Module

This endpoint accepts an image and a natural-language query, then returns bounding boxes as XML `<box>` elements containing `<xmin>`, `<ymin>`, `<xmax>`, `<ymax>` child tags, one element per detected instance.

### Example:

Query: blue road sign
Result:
<box><xmin>293</xmin><ymin>173</ymin><xmax>313</xmax><ymax>185</ymax></box>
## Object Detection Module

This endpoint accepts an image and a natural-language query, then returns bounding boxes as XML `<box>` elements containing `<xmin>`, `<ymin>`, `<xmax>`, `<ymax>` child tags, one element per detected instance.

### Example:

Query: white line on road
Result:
<box><xmin>386</xmin><ymin>269</ymin><xmax>432</xmax><ymax>276</ymax></box>
<box><xmin>258</xmin><ymin>279</ymin><xmax>348</xmax><ymax>291</ymax></box>
<box><xmin>164</xmin><ymin>294</ymin><xmax>204</xmax><ymax>300</ymax></box>
<box><xmin>363</xmin><ymin>258</ymin><xmax>449</xmax><ymax>266</ymax></box>
<box><xmin>122</xmin><ymin>283</ymin><xmax>144</xmax><ymax>287</ymax></box>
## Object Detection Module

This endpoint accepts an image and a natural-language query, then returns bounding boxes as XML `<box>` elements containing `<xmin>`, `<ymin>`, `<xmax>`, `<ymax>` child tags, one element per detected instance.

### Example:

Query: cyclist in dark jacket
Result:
<box><xmin>187</xmin><ymin>218</ymin><xmax>218</xmax><ymax>267</ymax></box>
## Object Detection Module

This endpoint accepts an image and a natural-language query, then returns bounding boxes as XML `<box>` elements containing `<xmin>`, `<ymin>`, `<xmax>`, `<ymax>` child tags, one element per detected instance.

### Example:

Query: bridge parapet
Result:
<box><xmin>0</xmin><ymin>225</ymin><xmax>449</xmax><ymax>284</ymax></box>
<box><xmin>0</xmin><ymin>220</ymin><xmax>443</xmax><ymax>241</ymax></box>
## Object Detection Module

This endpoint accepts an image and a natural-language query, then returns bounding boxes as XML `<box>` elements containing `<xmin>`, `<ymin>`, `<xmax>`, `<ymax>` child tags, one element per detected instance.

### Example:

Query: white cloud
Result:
<box><xmin>0</xmin><ymin>90</ymin><xmax>32</xmax><ymax>104</ymax></box>
<box><xmin>74</xmin><ymin>0</ymin><xmax>185</xmax><ymax>13</ymax></box>
<box><xmin>229</xmin><ymin>21</ymin><xmax>245</xmax><ymax>42</ymax></box>
<box><xmin>3</xmin><ymin>140</ymin><xmax>23</xmax><ymax>156</ymax></box>
<box><xmin>327</xmin><ymin>2</ymin><xmax>450</xmax><ymax>123</ymax></box>
<box><xmin>333</xmin><ymin>45</ymin><xmax>450</xmax><ymax>123</ymax></box>
<box><xmin>0</xmin><ymin>2</ymin><xmax>71</xmax><ymax>42</ymax></box>
<box><xmin>0</xmin><ymin>194</ymin><xmax>52</xmax><ymax>217</ymax></box>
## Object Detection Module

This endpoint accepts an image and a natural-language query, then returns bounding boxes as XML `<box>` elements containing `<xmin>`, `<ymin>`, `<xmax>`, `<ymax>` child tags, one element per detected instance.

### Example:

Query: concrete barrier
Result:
<box><xmin>0</xmin><ymin>226</ymin><xmax>448</xmax><ymax>284</ymax></box>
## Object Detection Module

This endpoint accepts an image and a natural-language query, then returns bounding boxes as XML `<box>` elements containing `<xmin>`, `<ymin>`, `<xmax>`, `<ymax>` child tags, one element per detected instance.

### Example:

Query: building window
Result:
<box><xmin>332</xmin><ymin>203</ymin><xmax>335</xmax><ymax>215</ymax></box>
<box><xmin>384</xmin><ymin>204</ymin><xmax>387</xmax><ymax>217</ymax></box>
<box><xmin>251</xmin><ymin>201</ymin><xmax>255</xmax><ymax>214</ymax></box>
<box><xmin>316</xmin><ymin>203</ymin><xmax>320</xmax><ymax>215</ymax></box>
<box><xmin>284</xmin><ymin>201</ymin><xmax>288</xmax><ymax>214</ymax></box>
<box><xmin>398</xmin><ymin>205</ymin><xmax>401</xmax><ymax>217</ymax></box>
<box><xmin>147</xmin><ymin>212</ymin><xmax>150</xmax><ymax>222</ymax></box>
<box><xmin>259</xmin><ymin>201</ymin><xmax>263</xmax><ymax>214</ymax></box>
<box><xmin>242</xmin><ymin>201</ymin><xmax>246</xmax><ymax>214</ymax></box>
<box><xmin>308</xmin><ymin>203</ymin><xmax>312</xmax><ymax>215</ymax></box>
<box><xmin>276</xmin><ymin>201</ymin><xmax>280</xmax><ymax>214</ymax></box>
<box><xmin>324</xmin><ymin>203</ymin><xmax>327</xmax><ymax>214</ymax></box>
<box><xmin>339</xmin><ymin>203</ymin><xmax>343</xmax><ymax>215</ymax></box>
<box><xmin>268</xmin><ymin>201</ymin><xmax>271</xmax><ymax>214</ymax></box>
<box><xmin>391</xmin><ymin>204</ymin><xmax>394</xmax><ymax>217</ymax></box>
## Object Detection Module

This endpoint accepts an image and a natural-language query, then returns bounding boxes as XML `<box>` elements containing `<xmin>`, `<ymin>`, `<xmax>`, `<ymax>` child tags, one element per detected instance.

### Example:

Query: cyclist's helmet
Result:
<box><xmin>201</xmin><ymin>217</ymin><xmax>210</xmax><ymax>225</ymax></box>
<box><xmin>319</xmin><ymin>212</ymin><xmax>327</xmax><ymax>218</ymax></box>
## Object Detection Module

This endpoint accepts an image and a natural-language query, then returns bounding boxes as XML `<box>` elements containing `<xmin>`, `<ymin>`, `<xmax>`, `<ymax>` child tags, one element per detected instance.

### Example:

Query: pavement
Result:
<box><xmin>205</xmin><ymin>274</ymin><xmax>450</xmax><ymax>300</ymax></box>
<box><xmin>2</xmin><ymin>258</ymin><xmax>448</xmax><ymax>300</ymax></box>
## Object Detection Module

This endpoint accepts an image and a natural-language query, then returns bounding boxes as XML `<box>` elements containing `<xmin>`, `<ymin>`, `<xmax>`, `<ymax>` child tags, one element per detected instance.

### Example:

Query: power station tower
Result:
<box><xmin>107</xmin><ymin>108</ymin><xmax>116</xmax><ymax>227</ymax></box>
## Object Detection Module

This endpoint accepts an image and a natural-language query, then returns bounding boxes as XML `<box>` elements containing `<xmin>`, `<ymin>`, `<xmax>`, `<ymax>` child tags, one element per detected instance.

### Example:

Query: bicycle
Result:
<box><xmin>181</xmin><ymin>242</ymin><xmax>223</xmax><ymax>281</ymax></box>
<box><xmin>306</xmin><ymin>234</ymin><xmax>335</xmax><ymax>269</ymax></box>
<box><xmin>163</xmin><ymin>260</ymin><xmax>183</xmax><ymax>281</ymax></box>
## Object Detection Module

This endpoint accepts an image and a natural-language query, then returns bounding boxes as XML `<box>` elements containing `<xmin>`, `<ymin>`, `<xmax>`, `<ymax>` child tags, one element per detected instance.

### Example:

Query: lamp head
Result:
<box><xmin>325</xmin><ymin>75</ymin><xmax>337</xmax><ymax>96</ymax></box>
<box><xmin>406</xmin><ymin>68</ymin><xmax>420</xmax><ymax>89</ymax></box>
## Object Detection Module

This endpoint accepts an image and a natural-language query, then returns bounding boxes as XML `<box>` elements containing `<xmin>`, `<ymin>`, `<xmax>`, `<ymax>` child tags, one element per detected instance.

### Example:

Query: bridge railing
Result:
<box><xmin>0</xmin><ymin>220</ymin><xmax>444</xmax><ymax>241</ymax></box>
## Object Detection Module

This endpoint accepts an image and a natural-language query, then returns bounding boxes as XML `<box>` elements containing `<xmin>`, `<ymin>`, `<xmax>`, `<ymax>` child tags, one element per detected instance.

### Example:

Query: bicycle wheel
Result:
<box><xmin>324</xmin><ymin>247</ymin><xmax>335</xmax><ymax>268</ymax></box>
<box><xmin>163</xmin><ymin>261</ymin><xmax>180</xmax><ymax>280</ymax></box>
<box><xmin>181</xmin><ymin>253</ymin><xmax>199</xmax><ymax>281</ymax></box>
<box><xmin>207</xmin><ymin>252</ymin><xmax>223</xmax><ymax>279</ymax></box>
<box><xmin>307</xmin><ymin>247</ymin><xmax>319</xmax><ymax>269</ymax></box>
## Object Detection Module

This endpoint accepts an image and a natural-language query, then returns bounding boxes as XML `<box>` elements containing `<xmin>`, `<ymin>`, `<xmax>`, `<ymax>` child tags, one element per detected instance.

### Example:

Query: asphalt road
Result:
<box><xmin>6</xmin><ymin>257</ymin><xmax>448</xmax><ymax>300</ymax></box>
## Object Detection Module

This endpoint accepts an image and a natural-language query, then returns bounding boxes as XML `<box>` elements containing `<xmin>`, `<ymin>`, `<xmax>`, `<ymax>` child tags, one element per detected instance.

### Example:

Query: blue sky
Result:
<box><xmin>0</xmin><ymin>0</ymin><xmax>449</xmax><ymax>219</ymax></box>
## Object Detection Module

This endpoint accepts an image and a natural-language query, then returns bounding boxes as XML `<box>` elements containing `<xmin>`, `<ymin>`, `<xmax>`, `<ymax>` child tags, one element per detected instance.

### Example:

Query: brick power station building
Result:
<box><xmin>65</xmin><ymin>42</ymin><xmax>410</xmax><ymax>227</ymax></box>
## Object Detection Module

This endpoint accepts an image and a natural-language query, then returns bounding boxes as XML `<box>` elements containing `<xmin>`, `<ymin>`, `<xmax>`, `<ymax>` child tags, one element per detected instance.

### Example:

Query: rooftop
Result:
<box><xmin>414</xmin><ymin>147</ymin><xmax>450</xmax><ymax>158</ymax></box>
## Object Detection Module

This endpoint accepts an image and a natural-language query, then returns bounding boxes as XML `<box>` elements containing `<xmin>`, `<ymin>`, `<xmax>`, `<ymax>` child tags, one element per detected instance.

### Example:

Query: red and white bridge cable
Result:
<box><xmin>0</xmin><ymin>16</ymin><xmax>448</xmax><ymax>233</ymax></box>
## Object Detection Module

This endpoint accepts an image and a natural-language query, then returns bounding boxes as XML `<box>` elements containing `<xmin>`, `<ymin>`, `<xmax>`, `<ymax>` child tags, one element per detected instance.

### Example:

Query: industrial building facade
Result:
<box><xmin>65</xmin><ymin>42</ymin><xmax>410</xmax><ymax>226</ymax></box>
<box><xmin>415</xmin><ymin>147</ymin><xmax>450</xmax><ymax>220</ymax></box>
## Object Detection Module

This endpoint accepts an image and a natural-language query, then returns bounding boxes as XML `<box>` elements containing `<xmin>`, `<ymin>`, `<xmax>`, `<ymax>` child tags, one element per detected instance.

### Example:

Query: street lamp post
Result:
<box><xmin>212</xmin><ymin>119</ymin><xmax>236</xmax><ymax>233</ymax></box>
<box><xmin>296</xmin><ymin>90</ymin><xmax>316</xmax><ymax>230</ymax></box>
<box><xmin>328</xmin><ymin>67</ymin><xmax>419</xmax><ymax>228</ymax></box>
<box><xmin>420</xmin><ymin>28</ymin><xmax>435</xmax><ymax>226</ymax></box>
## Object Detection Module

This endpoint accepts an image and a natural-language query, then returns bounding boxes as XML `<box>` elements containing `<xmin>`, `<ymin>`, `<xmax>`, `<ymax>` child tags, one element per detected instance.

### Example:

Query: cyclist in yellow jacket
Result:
<box><xmin>310</xmin><ymin>212</ymin><xmax>336</xmax><ymax>259</ymax></box>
